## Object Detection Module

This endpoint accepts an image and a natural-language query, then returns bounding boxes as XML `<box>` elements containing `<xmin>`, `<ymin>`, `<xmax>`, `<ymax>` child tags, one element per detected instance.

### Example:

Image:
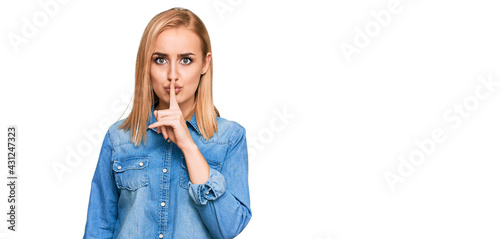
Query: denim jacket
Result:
<box><xmin>83</xmin><ymin>103</ymin><xmax>252</xmax><ymax>239</ymax></box>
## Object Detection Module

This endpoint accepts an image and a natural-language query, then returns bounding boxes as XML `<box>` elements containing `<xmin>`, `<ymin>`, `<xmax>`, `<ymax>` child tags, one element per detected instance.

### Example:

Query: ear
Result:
<box><xmin>202</xmin><ymin>52</ymin><xmax>212</xmax><ymax>75</ymax></box>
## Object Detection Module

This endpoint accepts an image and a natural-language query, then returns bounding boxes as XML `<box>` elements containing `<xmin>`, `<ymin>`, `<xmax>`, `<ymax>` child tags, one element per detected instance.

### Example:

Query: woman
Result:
<box><xmin>83</xmin><ymin>7</ymin><xmax>252</xmax><ymax>239</ymax></box>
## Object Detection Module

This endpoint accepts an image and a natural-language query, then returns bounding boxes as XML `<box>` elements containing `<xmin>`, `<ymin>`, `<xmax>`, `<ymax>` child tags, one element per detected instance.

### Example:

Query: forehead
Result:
<box><xmin>154</xmin><ymin>27</ymin><xmax>202</xmax><ymax>54</ymax></box>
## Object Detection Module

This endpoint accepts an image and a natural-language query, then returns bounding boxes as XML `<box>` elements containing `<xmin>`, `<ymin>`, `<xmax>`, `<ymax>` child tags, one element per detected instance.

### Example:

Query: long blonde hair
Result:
<box><xmin>118</xmin><ymin>7</ymin><xmax>219</xmax><ymax>146</ymax></box>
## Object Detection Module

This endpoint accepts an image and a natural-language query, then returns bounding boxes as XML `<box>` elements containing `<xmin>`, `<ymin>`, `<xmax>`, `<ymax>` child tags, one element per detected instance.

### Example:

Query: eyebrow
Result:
<box><xmin>152</xmin><ymin>52</ymin><xmax>195</xmax><ymax>58</ymax></box>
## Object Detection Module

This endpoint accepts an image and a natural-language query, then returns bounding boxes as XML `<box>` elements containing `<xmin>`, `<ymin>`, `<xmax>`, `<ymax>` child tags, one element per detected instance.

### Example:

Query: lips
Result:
<box><xmin>165</xmin><ymin>87</ymin><xmax>181</xmax><ymax>94</ymax></box>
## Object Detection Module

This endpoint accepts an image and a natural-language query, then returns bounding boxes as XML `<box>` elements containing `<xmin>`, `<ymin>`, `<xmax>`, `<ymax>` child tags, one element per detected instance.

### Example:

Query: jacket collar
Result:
<box><xmin>147</xmin><ymin>102</ymin><xmax>201</xmax><ymax>135</ymax></box>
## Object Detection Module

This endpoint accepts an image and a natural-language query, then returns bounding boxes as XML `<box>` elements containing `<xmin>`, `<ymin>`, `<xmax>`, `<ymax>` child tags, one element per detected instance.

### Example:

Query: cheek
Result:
<box><xmin>179</xmin><ymin>69</ymin><xmax>200</xmax><ymax>88</ymax></box>
<box><xmin>150</xmin><ymin>69</ymin><xmax>164</xmax><ymax>93</ymax></box>
<box><xmin>179</xmin><ymin>64</ymin><xmax>202</xmax><ymax>80</ymax></box>
<box><xmin>150</xmin><ymin>66</ymin><xmax>165</xmax><ymax>80</ymax></box>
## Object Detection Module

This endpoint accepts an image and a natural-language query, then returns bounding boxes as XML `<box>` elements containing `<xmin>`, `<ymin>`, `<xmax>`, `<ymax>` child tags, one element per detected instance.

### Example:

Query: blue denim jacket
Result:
<box><xmin>83</xmin><ymin>103</ymin><xmax>251</xmax><ymax>239</ymax></box>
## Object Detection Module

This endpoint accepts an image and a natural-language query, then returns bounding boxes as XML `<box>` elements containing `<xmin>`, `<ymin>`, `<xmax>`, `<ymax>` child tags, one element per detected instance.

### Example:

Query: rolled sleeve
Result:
<box><xmin>189</xmin><ymin>124</ymin><xmax>252</xmax><ymax>239</ymax></box>
<box><xmin>188</xmin><ymin>167</ymin><xmax>226</xmax><ymax>205</ymax></box>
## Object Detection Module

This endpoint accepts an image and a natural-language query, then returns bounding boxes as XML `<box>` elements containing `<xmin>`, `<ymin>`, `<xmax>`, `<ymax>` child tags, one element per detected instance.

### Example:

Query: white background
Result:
<box><xmin>1</xmin><ymin>0</ymin><xmax>500</xmax><ymax>238</ymax></box>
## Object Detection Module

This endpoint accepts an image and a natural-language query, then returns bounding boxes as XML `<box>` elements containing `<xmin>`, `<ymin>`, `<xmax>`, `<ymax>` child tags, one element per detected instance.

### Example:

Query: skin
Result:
<box><xmin>148</xmin><ymin>27</ymin><xmax>212</xmax><ymax>184</ymax></box>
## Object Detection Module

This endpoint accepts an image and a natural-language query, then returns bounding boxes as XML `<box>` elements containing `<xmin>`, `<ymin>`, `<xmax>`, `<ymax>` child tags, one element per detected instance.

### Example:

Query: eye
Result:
<box><xmin>180</xmin><ymin>57</ymin><xmax>192</xmax><ymax>65</ymax></box>
<box><xmin>155</xmin><ymin>57</ymin><xmax>167</xmax><ymax>65</ymax></box>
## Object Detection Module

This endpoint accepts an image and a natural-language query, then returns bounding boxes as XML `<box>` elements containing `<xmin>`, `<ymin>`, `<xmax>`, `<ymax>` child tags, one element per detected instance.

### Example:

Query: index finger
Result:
<box><xmin>169</xmin><ymin>78</ymin><xmax>179</xmax><ymax>110</ymax></box>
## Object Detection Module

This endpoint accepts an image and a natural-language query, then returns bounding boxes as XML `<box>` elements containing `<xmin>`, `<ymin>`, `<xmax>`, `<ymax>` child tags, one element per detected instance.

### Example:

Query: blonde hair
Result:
<box><xmin>118</xmin><ymin>7</ymin><xmax>219</xmax><ymax>146</ymax></box>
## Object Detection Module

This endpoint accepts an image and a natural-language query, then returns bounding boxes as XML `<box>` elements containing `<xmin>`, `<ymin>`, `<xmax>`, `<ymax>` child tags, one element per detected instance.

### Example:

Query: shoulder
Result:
<box><xmin>103</xmin><ymin>119</ymin><xmax>131</xmax><ymax>146</ymax></box>
<box><xmin>215</xmin><ymin>116</ymin><xmax>246</xmax><ymax>146</ymax></box>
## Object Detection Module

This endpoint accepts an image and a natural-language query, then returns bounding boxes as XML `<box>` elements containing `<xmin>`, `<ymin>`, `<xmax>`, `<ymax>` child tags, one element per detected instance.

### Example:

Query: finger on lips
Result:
<box><xmin>169</xmin><ymin>78</ymin><xmax>179</xmax><ymax>110</ymax></box>
<box><xmin>148</xmin><ymin>79</ymin><xmax>179</xmax><ymax>141</ymax></box>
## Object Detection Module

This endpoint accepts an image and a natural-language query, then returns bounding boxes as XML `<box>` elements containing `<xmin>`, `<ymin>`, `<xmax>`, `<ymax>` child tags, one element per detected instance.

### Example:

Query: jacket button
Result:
<box><xmin>117</xmin><ymin>166</ymin><xmax>122</xmax><ymax>170</ymax></box>
<box><xmin>159</xmin><ymin>234</ymin><xmax>164</xmax><ymax>238</ymax></box>
<box><xmin>139</xmin><ymin>162</ymin><xmax>144</xmax><ymax>167</ymax></box>
<box><xmin>163</xmin><ymin>168</ymin><xmax>167</xmax><ymax>173</ymax></box>
<box><xmin>167</xmin><ymin>139</ymin><xmax>171</xmax><ymax>143</ymax></box>
<box><xmin>161</xmin><ymin>202</ymin><xmax>165</xmax><ymax>207</ymax></box>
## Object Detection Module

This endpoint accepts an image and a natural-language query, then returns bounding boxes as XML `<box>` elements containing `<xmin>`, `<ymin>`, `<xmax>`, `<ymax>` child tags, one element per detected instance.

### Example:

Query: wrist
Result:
<box><xmin>180</xmin><ymin>141</ymin><xmax>198</xmax><ymax>153</ymax></box>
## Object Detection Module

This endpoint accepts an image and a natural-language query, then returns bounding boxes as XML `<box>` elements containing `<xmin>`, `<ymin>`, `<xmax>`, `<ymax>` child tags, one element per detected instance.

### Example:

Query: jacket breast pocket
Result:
<box><xmin>179</xmin><ymin>155</ymin><xmax>223</xmax><ymax>190</ymax></box>
<box><xmin>113</xmin><ymin>157</ymin><xmax>150</xmax><ymax>191</ymax></box>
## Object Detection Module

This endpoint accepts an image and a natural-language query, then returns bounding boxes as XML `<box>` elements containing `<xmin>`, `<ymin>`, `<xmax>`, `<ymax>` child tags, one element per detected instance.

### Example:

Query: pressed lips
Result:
<box><xmin>165</xmin><ymin>86</ymin><xmax>181</xmax><ymax>94</ymax></box>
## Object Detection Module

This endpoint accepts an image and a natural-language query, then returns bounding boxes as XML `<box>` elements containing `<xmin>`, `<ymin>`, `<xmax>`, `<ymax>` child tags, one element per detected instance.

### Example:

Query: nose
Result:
<box><xmin>167</xmin><ymin>61</ymin><xmax>179</xmax><ymax>81</ymax></box>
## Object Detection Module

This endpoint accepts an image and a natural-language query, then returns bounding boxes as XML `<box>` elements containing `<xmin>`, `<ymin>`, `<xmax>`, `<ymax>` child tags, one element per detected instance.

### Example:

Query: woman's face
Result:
<box><xmin>150</xmin><ymin>27</ymin><xmax>211</xmax><ymax>115</ymax></box>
